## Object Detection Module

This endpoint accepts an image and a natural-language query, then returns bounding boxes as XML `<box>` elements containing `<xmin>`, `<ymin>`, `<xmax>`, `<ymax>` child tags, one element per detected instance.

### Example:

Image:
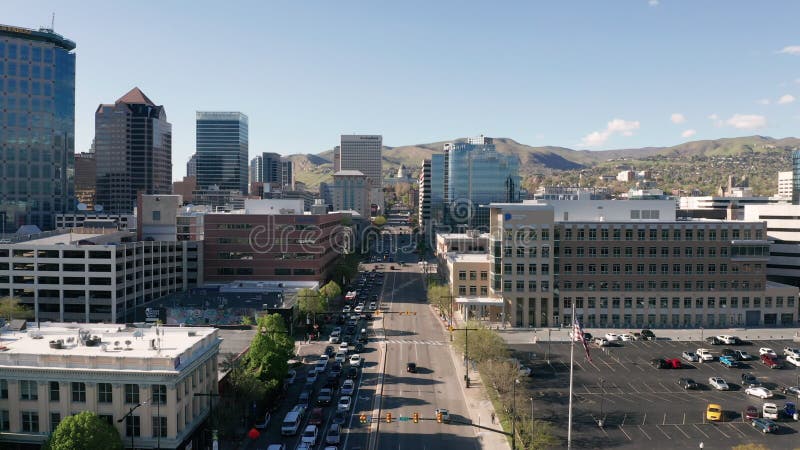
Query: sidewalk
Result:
<box><xmin>439</xmin><ymin>309</ymin><xmax>511</xmax><ymax>450</ymax></box>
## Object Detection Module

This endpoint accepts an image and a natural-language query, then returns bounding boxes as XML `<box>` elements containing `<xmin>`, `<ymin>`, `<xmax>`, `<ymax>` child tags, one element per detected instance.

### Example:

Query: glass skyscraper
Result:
<box><xmin>196</xmin><ymin>112</ymin><xmax>249</xmax><ymax>195</ymax></box>
<box><xmin>792</xmin><ymin>149</ymin><xmax>800</xmax><ymax>205</ymax></box>
<box><xmin>0</xmin><ymin>24</ymin><xmax>76</xmax><ymax>231</ymax></box>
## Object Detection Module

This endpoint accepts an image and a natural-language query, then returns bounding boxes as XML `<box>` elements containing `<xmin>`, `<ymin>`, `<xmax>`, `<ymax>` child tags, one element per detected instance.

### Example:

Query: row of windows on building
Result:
<box><xmin>0</xmin><ymin>409</ymin><xmax>168</xmax><ymax>437</ymax></box>
<box><xmin>0</xmin><ymin>41</ymin><xmax>56</xmax><ymax>61</ymax></box>
<box><xmin>216</xmin><ymin>267</ymin><xmax>317</xmax><ymax>276</ymax></box>
<box><xmin>560</xmin><ymin>227</ymin><xmax>763</xmax><ymax>242</ymax></box>
<box><xmin>559</xmin><ymin>279</ymin><xmax>763</xmax><ymax>292</ymax></box>
<box><xmin>1</xmin><ymin>245</ymin><xmax>189</xmax><ymax>259</ymax></box>
<box><xmin>561</xmin><ymin>296</ymin><xmax>796</xmax><ymax>310</ymax></box>
<box><xmin>500</xmin><ymin>244</ymin><xmax>764</xmax><ymax>259</ymax></box>
<box><xmin>560</xmin><ymin>262</ymin><xmax>762</xmax><ymax>275</ymax></box>
<box><xmin>1</xmin><ymin>380</ymin><xmax>166</xmax><ymax>404</ymax></box>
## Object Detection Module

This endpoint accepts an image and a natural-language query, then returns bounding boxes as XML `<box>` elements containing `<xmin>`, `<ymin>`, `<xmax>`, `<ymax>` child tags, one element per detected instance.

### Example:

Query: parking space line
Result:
<box><xmin>672</xmin><ymin>424</ymin><xmax>691</xmax><ymax>439</ymax></box>
<box><xmin>726</xmin><ymin>422</ymin><xmax>746</xmax><ymax>437</ymax></box>
<box><xmin>573</xmin><ymin>360</ymin><xmax>584</xmax><ymax>372</ymax></box>
<box><xmin>654</xmin><ymin>425</ymin><xmax>672</xmax><ymax>439</ymax></box>
<box><xmin>628</xmin><ymin>382</ymin><xmax>641</xmax><ymax>393</ymax></box>
<box><xmin>618</xmin><ymin>425</ymin><xmax>633</xmax><ymax>441</ymax></box>
<box><xmin>710</xmin><ymin>424</ymin><xmax>730</xmax><ymax>438</ymax></box>
<box><xmin>637</xmin><ymin>425</ymin><xmax>653</xmax><ymax>440</ymax></box>
<box><xmin>600</xmin><ymin>359</ymin><xmax>616</xmax><ymax>372</ymax></box>
<box><xmin>692</xmin><ymin>424</ymin><xmax>710</xmax><ymax>438</ymax></box>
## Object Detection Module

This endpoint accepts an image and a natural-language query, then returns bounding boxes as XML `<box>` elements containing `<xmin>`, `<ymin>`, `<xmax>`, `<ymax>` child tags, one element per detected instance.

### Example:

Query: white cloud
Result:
<box><xmin>681</xmin><ymin>129</ymin><xmax>697</xmax><ymax>138</ymax></box>
<box><xmin>670</xmin><ymin>113</ymin><xmax>686</xmax><ymax>124</ymax></box>
<box><xmin>648</xmin><ymin>0</ymin><xmax>659</xmax><ymax>6</ymax></box>
<box><xmin>708</xmin><ymin>113</ymin><xmax>723</xmax><ymax>127</ymax></box>
<box><xmin>778</xmin><ymin>94</ymin><xmax>796</xmax><ymax>104</ymax></box>
<box><xmin>757</xmin><ymin>98</ymin><xmax>771</xmax><ymax>105</ymax></box>
<box><xmin>579</xmin><ymin>118</ymin><xmax>640</xmax><ymax>147</ymax></box>
<box><xmin>778</xmin><ymin>46</ymin><xmax>800</xmax><ymax>55</ymax></box>
<box><xmin>725</xmin><ymin>114</ymin><xmax>766</xmax><ymax>130</ymax></box>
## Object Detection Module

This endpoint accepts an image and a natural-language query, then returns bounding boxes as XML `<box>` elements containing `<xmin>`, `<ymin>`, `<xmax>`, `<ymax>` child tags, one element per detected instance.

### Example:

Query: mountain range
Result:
<box><xmin>286</xmin><ymin>135</ymin><xmax>800</xmax><ymax>190</ymax></box>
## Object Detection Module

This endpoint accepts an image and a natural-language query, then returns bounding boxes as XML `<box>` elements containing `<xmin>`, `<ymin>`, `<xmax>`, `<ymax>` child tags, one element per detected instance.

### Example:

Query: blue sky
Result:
<box><xmin>5</xmin><ymin>0</ymin><xmax>800</xmax><ymax>179</ymax></box>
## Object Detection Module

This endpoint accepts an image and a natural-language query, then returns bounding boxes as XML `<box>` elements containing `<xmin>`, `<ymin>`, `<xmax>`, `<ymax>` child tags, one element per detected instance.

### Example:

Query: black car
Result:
<box><xmin>354</xmin><ymin>343</ymin><xmax>364</xmax><ymax>353</ymax></box>
<box><xmin>721</xmin><ymin>348</ymin><xmax>736</xmax><ymax>358</ymax></box>
<box><xmin>641</xmin><ymin>329</ymin><xmax>656</xmax><ymax>341</ymax></box>
<box><xmin>677</xmin><ymin>377</ymin><xmax>698</xmax><ymax>390</ymax></box>
<box><xmin>650</xmin><ymin>358</ymin><xmax>668</xmax><ymax>369</ymax></box>
<box><xmin>583</xmin><ymin>332</ymin><xmax>593</xmax><ymax>342</ymax></box>
<box><xmin>324</xmin><ymin>346</ymin><xmax>335</xmax><ymax>357</ymax></box>
<box><xmin>741</xmin><ymin>373</ymin><xmax>761</xmax><ymax>387</ymax></box>
<box><xmin>347</xmin><ymin>367</ymin><xmax>359</xmax><ymax>380</ymax></box>
<box><xmin>407</xmin><ymin>362</ymin><xmax>417</xmax><ymax>373</ymax></box>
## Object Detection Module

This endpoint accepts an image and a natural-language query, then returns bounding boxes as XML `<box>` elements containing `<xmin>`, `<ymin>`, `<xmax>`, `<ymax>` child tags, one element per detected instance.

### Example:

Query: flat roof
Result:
<box><xmin>0</xmin><ymin>24</ymin><xmax>76</xmax><ymax>51</ymax></box>
<box><xmin>0</xmin><ymin>323</ymin><xmax>218</xmax><ymax>372</ymax></box>
<box><xmin>448</xmin><ymin>253</ymin><xmax>491</xmax><ymax>263</ymax></box>
<box><xmin>9</xmin><ymin>231</ymin><xmax>134</xmax><ymax>246</ymax></box>
<box><xmin>455</xmin><ymin>297</ymin><xmax>503</xmax><ymax>305</ymax></box>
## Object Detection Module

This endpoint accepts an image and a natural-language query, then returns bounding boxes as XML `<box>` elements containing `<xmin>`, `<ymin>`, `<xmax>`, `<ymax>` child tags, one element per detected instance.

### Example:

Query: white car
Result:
<box><xmin>325</xmin><ymin>423</ymin><xmax>341</xmax><ymax>445</ymax></box>
<box><xmin>605</xmin><ymin>333</ymin><xmax>620</xmax><ymax>341</ymax></box>
<box><xmin>681</xmin><ymin>351</ymin><xmax>699</xmax><ymax>362</ymax></box>
<box><xmin>784</xmin><ymin>347</ymin><xmax>800</xmax><ymax>358</ymax></box>
<box><xmin>763</xmin><ymin>403</ymin><xmax>779</xmax><ymax>419</ymax></box>
<box><xmin>369</xmin><ymin>302</ymin><xmax>378</xmax><ymax>310</ymax></box>
<box><xmin>349</xmin><ymin>354</ymin><xmax>362</xmax><ymax>367</ymax></box>
<box><xmin>759</xmin><ymin>348</ymin><xmax>777</xmax><ymax>357</ymax></box>
<box><xmin>301</xmin><ymin>425</ymin><xmax>318</xmax><ymax>445</ymax></box>
<box><xmin>337</xmin><ymin>395</ymin><xmax>352</xmax><ymax>411</ymax></box>
<box><xmin>339</xmin><ymin>342</ymin><xmax>349</xmax><ymax>353</ymax></box>
<box><xmin>334</xmin><ymin>352</ymin><xmax>346</xmax><ymax>363</ymax></box>
<box><xmin>709</xmin><ymin>377</ymin><xmax>730</xmax><ymax>391</ymax></box>
<box><xmin>745</xmin><ymin>386</ymin><xmax>773</xmax><ymax>399</ymax></box>
<box><xmin>341</xmin><ymin>379</ymin><xmax>355</xmax><ymax>396</ymax></box>
<box><xmin>787</xmin><ymin>355</ymin><xmax>800</xmax><ymax>367</ymax></box>
<box><xmin>342</xmin><ymin>306</ymin><xmax>351</xmax><ymax>313</ymax></box>
<box><xmin>620</xmin><ymin>333</ymin><xmax>635</xmax><ymax>341</ymax></box>
<box><xmin>696</xmin><ymin>348</ymin><xmax>714</xmax><ymax>362</ymax></box>
<box><xmin>717</xmin><ymin>335</ymin><xmax>739</xmax><ymax>345</ymax></box>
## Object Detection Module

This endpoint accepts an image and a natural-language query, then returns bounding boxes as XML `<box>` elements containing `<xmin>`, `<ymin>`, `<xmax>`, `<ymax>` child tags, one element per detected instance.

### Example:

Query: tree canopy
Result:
<box><xmin>45</xmin><ymin>411</ymin><xmax>123</xmax><ymax>450</ymax></box>
<box><xmin>452</xmin><ymin>320</ymin><xmax>508</xmax><ymax>364</ymax></box>
<box><xmin>319</xmin><ymin>281</ymin><xmax>342</xmax><ymax>303</ymax></box>
<box><xmin>426</xmin><ymin>283</ymin><xmax>452</xmax><ymax>317</ymax></box>
<box><xmin>372</xmin><ymin>215</ymin><xmax>387</xmax><ymax>227</ymax></box>
<box><xmin>297</xmin><ymin>289</ymin><xmax>327</xmax><ymax>319</ymax></box>
<box><xmin>0</xmin><ymin>297</ymin><xmax>33</xmax><ymax>321</ymax></box>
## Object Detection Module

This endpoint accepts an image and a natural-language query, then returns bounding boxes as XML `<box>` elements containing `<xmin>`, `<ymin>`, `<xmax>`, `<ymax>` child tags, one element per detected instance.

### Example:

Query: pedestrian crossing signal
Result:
<box><xmin>399</xmin><ymin>311</ymin><xmax>417</xmax><ymax>315</ymax></box>
<box><xmin>436</xmin><ymin>411</ymin><xmax>443</xmax><ymax>423</ymax></box>
<box><xmin>413</xmin><ymin>412</ymin><xmax>419</xmax><ymax>423</ymax></box>
<box><xmin>386</xmin><ymin>412</ymin><xmax>392</xmax><ymax>423</ymax></box>
<box><xmin>359</xmin><ymin>414</ymin><xmax>367</xmax><ymax>424</ymax></box>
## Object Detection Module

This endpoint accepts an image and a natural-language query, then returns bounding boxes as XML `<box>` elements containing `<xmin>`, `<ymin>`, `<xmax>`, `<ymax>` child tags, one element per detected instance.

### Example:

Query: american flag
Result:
<box><xmin>572</xmin><ymin>317</ymin><xmax>592</xmax><ymax>362</ymax></box>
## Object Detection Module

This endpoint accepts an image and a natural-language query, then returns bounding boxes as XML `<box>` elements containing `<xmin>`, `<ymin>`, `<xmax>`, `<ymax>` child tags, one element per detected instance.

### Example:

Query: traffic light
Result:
<box><xmin>359</xmin><ymin>414</ymin><xmax>367</xmax><ymax>424</ymax></box>
<box><xmin>413</xmin><ymin>412</ymin><xmax>419</xmax><ymax>423</ymax></box>
<box><xmin>436</xmin><ymin>411</ymin><xmax>443</xmax><ymax>423</ymax></box>
<box><xmin>386</xmin><ymin>412</ymin><xmax>392</xmax><ymax>423</ymax></box>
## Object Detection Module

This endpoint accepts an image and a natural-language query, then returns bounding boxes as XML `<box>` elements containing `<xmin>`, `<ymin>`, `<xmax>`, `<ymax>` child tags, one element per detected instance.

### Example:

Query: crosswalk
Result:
<box><xmin>383</xmin><ymin>339</ymin><xmax>445</xmax><ymax>346</ymax></box>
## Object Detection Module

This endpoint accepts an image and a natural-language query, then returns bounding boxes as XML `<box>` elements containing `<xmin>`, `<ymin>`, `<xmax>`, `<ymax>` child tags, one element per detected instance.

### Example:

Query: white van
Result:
<box><xmin>280</xmin><ymin>411</ymin><xmax>302</xmax><ymax>436</ymax></box>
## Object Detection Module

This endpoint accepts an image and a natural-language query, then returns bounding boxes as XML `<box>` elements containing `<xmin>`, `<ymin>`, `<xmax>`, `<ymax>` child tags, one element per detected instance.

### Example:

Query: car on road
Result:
<box><xmin>329</xmin><ymin>334</ymin><xmax>341</xmax><ymax>344</ymax></box>
<box><xmin>605</xmin><ymin>333</ymin><xmax>621</xmax><ymax>341</ymax></box>
<box><xmin>332</xmin><ymin>410</ymin><xmax>347</xmax><ymax>426</ymax></box>
<box><xmin>286</xmin><ymin>369</ymin><xmax>297</xmax><ymax>385</ymax></box>
<box><xmin>787</xmin><ymin>355</ymin><xmax>800</xmax><ymax>367</ymax></box>
<box><xmin>339</xmin><ymin>342</ymin><xmax>349</xmax><ymax>353</ymax></box>
<box><xmin>435</xmin><ymin>408</ymin><xmax>451</xmax><ymax>423</ymax></box>
<box><xmin>752</xmin><ymin>418</ymin><xmax>779</xmax><ymax>434</ymax></box>
<box><xmin>761</xmin><ymin>354</ymin><xmax>780</xmax><ymax>369</ymax></box>
<box><xmin>266</xmin><ymin>445</ymin><xmax>286</xmax><ymax>450</ymax></box>
<box><xmin>784</xmin><ymin>347</ymin><xmax>800</xmax><ymax>358</ymax></box>
<box><xmin>326</xmin><ymin>423</ymin><xmax>341</xmax><ymax>445</ymax></box>
<box><xmin>696</xmin><ymin>348</ymin><xmax>714</xmax><ymax>362</ymax></box>
<box><xmin>780</xmin><ymin>386</ymin><xmax>800</xmax><ymax>397</ymax></box>
<box><xmin>744</xmin><ymin>406</ymin><xmax>759</xmax><ymax>420</ymax></box>
<box><xmin>719</xmin><ymin>355</ymin><xmax>738</xmax><ymax>368</ymax></box>
<box><xmin>759</xmin><ymin>347</ymin><xmax>777</xmax><ymax>357</ymax></box>
<box><xmin>706</xmin><ymin>404</ymin><xmax>723</xmax><ymax>421</ymax></box>
<box><xmin>335</xmin><ymin>352</ymin><xmax>346</xmax><ymax>363</ymax></box>
<box><xmin>709</xmin><ymin>377</ymin><xmax>730</xmax><ymax>391</ymax></box>
<box><xmin>678</xmin><ymin>378</ymin><xmax>698</xmax><ymax>390</ymax></box>
<box><xmin>354</xmin><ymin>342</ymin><xmax>364</xmax><ymax>353</ymax></box>
<box><xmin>369</xmin><ymin>302</ymin><xmax>377</xmax><ymax>311</ymax></box>
<box><xmin>254</xmin><ymin>411</ymin><xmax>271</xmax><ymax>429</ymax></box>
<box><xmin>314</xmin><ymin>360</ymin><xmax>327</xmax><ymax>374</ymax></box>
<box><xmin>330</xmin><ymin>362</ymin><xmax>342</xmax><ymax>377</ymax></box>
<box><xmin>317</xmin><ymin>388</ymin><xmax>334</xmax><ymax>406</ymax></box>
<box><xmin>407</xmin><ymin>362</ymin><xmax>417</xmax><ymax>373</ymax></box>
<box><xmin>341</xmin><ymin>379</ymin><xmax>355</xmax><ymax>396</ymax></box>
<box><xmin>681</xmin><ymin>351</ymin><xmax>699</xmax><ymax>362</ymax></box>
<box><xmin>354</xmin><ymin>305</ymin><xmax>364</xmax><ymax>313</ymax></box>
<box><xmin>347</xmin><ymin>367</ymin><xmax>359</xmax><ymax>379</ymax></box>
<box><xmin>324</xmin><ymin>346</ymin><xmax>335</xmax><ymax>357</ymax></box>
<box><xmin>763</xmin><ymin>403</ymin><xmax>779</xmax><ymax>419</ymax></box>
<box><xmin>306</xmin><ymin>371</ymin><xmax>319</xmax><ymax>384</ymax></box>
<box><xmin>745</xmin><ymin>387</ymin><xmax>773</xmax><ymax>399</ymax></box>
<box><xmin>342</xmin><ymin>306</ymin><xmax>351</xmax><ymax>313</ymax></box>
<box><xmin>349</xmin><ymin>354</ymin><xmax>362</xmax><ymax>367</ymax></box>
<box><xmin>299</xmin><ymin>390</ymin><xmax>312</xmax><ymax>408</ymax></box>
<box><xmin>308</xmin><ymin>407</ymin><xmax>324</xmax><ymax>425</ymax></box>
<box><xmin>301</xmin><ymin>425</ymin><xmax>318</xmax><ymax>445</ymax></box>
<box><xmin>640</xmin><ymin>329</ymin><xmax>656</xmax><ymax>341</ymax></box>
<box><xmin>337</xmin><ymin>396</ymin><xmax>352</xmax><ymax>412</ymax></box>
<box><xmin>741</xmin><ymin>373</ymin><xmax>760</xmax><ymax>387</ymax></box>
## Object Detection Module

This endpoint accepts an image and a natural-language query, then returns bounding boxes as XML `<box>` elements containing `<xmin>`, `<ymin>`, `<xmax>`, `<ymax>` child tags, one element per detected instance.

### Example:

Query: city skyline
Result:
<box><xmin>3</xmin><ymin>1</ymin><xmax>800</xmax><ymax>183</ymax></box>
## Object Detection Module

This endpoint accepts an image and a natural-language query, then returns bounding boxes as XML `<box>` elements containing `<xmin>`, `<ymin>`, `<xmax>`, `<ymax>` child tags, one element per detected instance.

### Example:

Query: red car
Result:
<box><xmin>745</xmin><ymin>406</ymin><xmax>759</xmax><ymax>420</ymax></box>
<box><xmin>761</xmin><ymin>354</ymin><xmax>780</xmax><ymax>369</ymax></box>
<box><xmin>308</xmin><ymin>407</ymin><xmax>324</xmax><ymax>425</ymax></box>
<box><xmin>666</xmin><ymin>358</ymin><xmax>682</xmax><ymax>369</ymax></box>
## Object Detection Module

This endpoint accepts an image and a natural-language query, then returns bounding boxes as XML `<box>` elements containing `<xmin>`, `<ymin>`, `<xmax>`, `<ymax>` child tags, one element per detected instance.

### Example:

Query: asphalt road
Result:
<box><xmin>510</xmin><ymin>338</ymin><xmax>800</xmax><ymax>449</ymax></box>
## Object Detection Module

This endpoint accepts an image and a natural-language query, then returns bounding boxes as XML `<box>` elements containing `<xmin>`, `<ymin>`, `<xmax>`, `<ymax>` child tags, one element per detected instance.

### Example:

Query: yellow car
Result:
<box><xmin>706</xmin><ymin>404</ymin><xmax>723</xmax><ymax>421</ymax></box>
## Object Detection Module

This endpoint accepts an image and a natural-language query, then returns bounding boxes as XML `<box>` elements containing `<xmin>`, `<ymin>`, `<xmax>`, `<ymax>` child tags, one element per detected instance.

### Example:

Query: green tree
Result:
<box><xmin>0</xmin><ymin>297</ymin><xmax>33</xmax><ymax>321</ymax></box>
<box><xmin>247</xmin><ymin>314</ymin><xmax>294</xmax><ymax>378</ymax></box>
<box><xmin>297</xmin><ymin>289</ymin><xmax>327</xmax><ymax>323</ymax></box>
<box><xmin>426</xmin><ymin>283</ymin><xmax>452</xmax><ymax>318</ymax></box>
<box><xmin>240</xmin><ymin>315</ymin><xmax>254</xmax><ymax>326</ymax></box>
<box><xmin>319</xmin><ymin>281</ymin><xmax>342</xmax><ymax>304</ymax></box>
<box><xmin>373</xmin><ymin>215</ymin><xmax>387</xmax><ymax>227</ymax></box>
<box><xmin>452</xmin><ymin>320</ymin><xmax>507</xmax><ymax>364</ymax></box>
<box><xmin>44</xmin><ymin>411</ymin><xmax>123</xmax><ymax>450</ymax></box>
<box><xmin>331</xmin><ymin>254</ymin><xmax>359</xmax><ymax>286</ymax></box>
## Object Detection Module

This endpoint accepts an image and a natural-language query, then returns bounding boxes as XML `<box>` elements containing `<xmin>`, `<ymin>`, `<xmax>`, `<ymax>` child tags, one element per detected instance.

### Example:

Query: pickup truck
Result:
<box><xmin>719</xmin><ymin>355</ymin><xmax>739</xmax><ymax>368</ymax></box>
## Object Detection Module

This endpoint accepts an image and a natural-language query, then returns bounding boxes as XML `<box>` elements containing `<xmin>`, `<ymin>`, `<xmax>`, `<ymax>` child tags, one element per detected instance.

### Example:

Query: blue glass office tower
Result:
<box><xmin>0</xmin><ymin>24</ymin><xmax>76</xmax><ymax>231</ymax></box>
<box><xmin>196</xmin><ymin>112</ymin><xmax>249</xmax><ymax>195</ymax></box>
<box><xmin>793</xmin><ymin>149</ymin><xmax>800</xmax><ymax>205</ymax></box>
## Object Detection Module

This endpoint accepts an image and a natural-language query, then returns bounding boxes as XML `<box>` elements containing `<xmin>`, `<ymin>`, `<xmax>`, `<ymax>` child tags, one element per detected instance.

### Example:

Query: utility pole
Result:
<box><xmin>451</xmin><ymin>326</ymin><xmax>479</xmax><ymax>386</ymax></box>
<box><xmin>194</xmin><ymin>392</ymin><xmax>220</xmax><ymax>449</ymax></box>
<box><xmin>117</xmin><ymin>402</ymin><xmax>144</xmax><ymax>450</ymax></box>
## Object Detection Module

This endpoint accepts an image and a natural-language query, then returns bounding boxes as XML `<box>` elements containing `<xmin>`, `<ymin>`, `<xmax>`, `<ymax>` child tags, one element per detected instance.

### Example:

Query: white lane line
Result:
<box><xmin>654</xmin><ymin>425</ymin><xmax>672</xmax><ymax>440</ymax></box>
<box><xmin>711</xmin><ymin>424</ymin><xmax>730</xmax><ymax>438</ymax></box>
<box><xmin>692</xmin><ymin>424</ymin><xmax>710</xmax><ymax>438</ymax></box>
<box><xmin>637</xmin><ymin>426</ymin><xmax>653</xmax><ymax>440</ymax></box>
<box><xmin>618</xmin><ymin>426</ymin><xmax>633</xmax><ymax>441</ymax></box>
<box><xmin>672</xmin><ymin>424</ymin><xmax>691</xmax><ymax>439</ymax></box>
<box><xmin>727</xmin><ymin>422</ymin><xmax>746</xmax><ymax>437</ymax></box>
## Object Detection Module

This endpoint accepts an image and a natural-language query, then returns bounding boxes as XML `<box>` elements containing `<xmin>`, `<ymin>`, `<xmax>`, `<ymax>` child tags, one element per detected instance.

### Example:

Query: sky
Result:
<box><xmin>4</xmin><ymin>0</ymin><xmax>800</xmax><ymax>180</ymax></box>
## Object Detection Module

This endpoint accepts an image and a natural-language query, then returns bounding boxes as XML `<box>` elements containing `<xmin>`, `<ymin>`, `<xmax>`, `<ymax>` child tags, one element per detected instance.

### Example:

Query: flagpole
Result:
<box><xmin>567</xmin><ymin>302</ymin><xmax>575</xmax><ymax>450</ymax></box>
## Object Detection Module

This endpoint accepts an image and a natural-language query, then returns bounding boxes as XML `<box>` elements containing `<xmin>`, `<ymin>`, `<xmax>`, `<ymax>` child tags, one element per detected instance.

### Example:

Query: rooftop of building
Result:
<box><xmin>447</xmin><ymin>253</ymin><xmax>491</xmax><ymax>263</ymax></box>
<box><xmin>0</xmin><ymin>322</ymin><xmax>218</xmax><ymax>372</ymax></box>
<box><xmin>0</xmin><ymin>24</ymin><xmax>76</xmax><ymax>51</ymax></box>
<box><xmin>334</xmin><ymin>170</ymin><xmax>366</xmax><ymax>177</ymax></box>
<box><xmin>2</xmin><ymin>230</ymin><xmax>136</xmax><ymax>246</ymax></box>
<box><xmin>437</xmin><ymin>232</ymin><xmax>490</xmax><ymax>239</ymax></box>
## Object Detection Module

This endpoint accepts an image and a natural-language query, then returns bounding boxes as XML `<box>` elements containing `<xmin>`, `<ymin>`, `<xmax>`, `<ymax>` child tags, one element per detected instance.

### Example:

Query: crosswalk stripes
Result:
<box><xmin>383</xmin><ymin>339</ymin><xmax>445</xmax><ymax>345</ymax></box>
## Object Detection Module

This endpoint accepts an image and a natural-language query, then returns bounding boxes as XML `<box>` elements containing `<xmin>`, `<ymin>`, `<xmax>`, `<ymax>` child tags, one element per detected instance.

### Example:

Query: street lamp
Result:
<box><xmin>512</xmin><ymin>378</ymin><xmax>519</xmax><ymax>450</ymax></box>
<box><xmin>530</xmin><ymin>396</ymin><xmax>535</xmax><ymax>444</ymax></box>
<box><xmin>117</xmin><ymin>402</ymin><xmax>145</xmax><ymax>450</ymax></box>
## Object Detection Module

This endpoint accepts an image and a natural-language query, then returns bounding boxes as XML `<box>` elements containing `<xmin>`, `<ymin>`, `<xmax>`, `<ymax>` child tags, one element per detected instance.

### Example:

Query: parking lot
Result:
<box><xmin>512</xmin><ymin>337</ymin><xmax>800</xmax><ymax>449</ymax></box>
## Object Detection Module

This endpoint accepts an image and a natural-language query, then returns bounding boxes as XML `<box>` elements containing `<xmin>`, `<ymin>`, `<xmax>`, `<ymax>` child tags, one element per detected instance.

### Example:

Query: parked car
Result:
<box><xmin>605</xmin><ymin>333</ymin><xmax>621</xmax><ymax>341</ymax></box>
<box><xmin>620</xmin><ymin>333</ymin><xmax>635</xmax><ymax>341</ymax></box>
<box><xmin>752</xmin><ymin>418</ymin><xmax>779</xmax><ymax>433</ymax></box>
<box><xmin>734</xmin><ymin>350</ymin><xmax>754</xmax><ymax>361</ymax></box>
<box><xmin>641</xmin><ymin>329</ymin><xmax>656</xmax><ymax>341</ymax></box>
<box><xmin>783</xmin><ymin>402</ymin><xmax>797</xmax><ymax>420</ymax></box>
<box><xmin>665</xmin><ymin>358</ymin><xmax>682</xmax><ymax>369</ymax></box>
<box><xmin>706</xmin><ymin>404</ymin><xmax>723</xmax><ymax>421</ymax></box>
<box><xmin>741</xmin><ymin>373</ymin><xmax>760</xmax><ymax>387</ymax></box>
<box><xmin>678</xmin><ymin>377</ymin><xmax>699</xmax><ymax>390</ymax></box>
<box><xmin>696</xmin><ymin>348</ymin><xmax>715</xmax><ymax>362</ymax></box>
<box><xmin>759</xmin><ymin>347</ymin><xmax>778</xmax><ymax>358</ymax></box>
<box><xmin>780</xmin><ymin>386</ymin><xmax>800</xmax><ymax>397</ymax></box>
<box><xmin>745</xmin><ymin>387</ymin><xmax>773</xmax><ymax>399</ymax></box>
<box><xmin>709</xmin><ymin>377</ymin><xmax>730</xmax><ymax>391</ymax></box>
<box><xmin>719</xmin><ymin>355</ymin><xmax>739</xmax><ymax>368</ymax></box>
<box><xmin>717</xmin><ymin>335</ymin><xmax>741</xmax><ymax>345</ymax></box>
<box><xmin>407</xmin><ymin>362</ymin><xmax>417</xmax><ymax>373</ymax></box>
<box><xmin>763</xmin><ymin>403</ymin><xmax>779</xmax><ymax>419</ymax></box>
<box><xmin>594</xmin><ymin>337</ymin><xmax>610</xmax><ymax>347</ymax></box>
<box><xmin>706</xmin><ymin>336</ymin><xmax>723</xmax><ymax>345</ymax></box>
<box><xmin>787</xmin><ymin>355</ymin><xmax>800</xmax><ymax>367</ymax></box>
<box><xmin>681</xmin><ymin>351</ymin><xmax>699</xmax><ymax>362</ymax></box>
<box><xmin>761</xmin><ymin>354</ymin><xmax>780</xmax><ymax>369</ymax></box>
<box><xmin>744</xmin><ymin>406</ymin><xmax>759</xmax><ymax>420</ymax></box>
<box><xmin>720</xmin><ymin>348</ymin><xmax>736</xmax><ymax>358</ymax></box>
<box><xmin>651</xmin><ymin>358</ymin><xmax>668</xmax><ymax>369</ymax></box>
<box><xmin>784</xmin><ymin>347</ymin><xmax>800</xmax><ymax>358</ymax></box>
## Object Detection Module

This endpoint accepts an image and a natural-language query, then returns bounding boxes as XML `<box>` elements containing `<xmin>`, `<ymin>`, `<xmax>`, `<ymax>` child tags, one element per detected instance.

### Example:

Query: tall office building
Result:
<box><xmin>792</xmin><ymin>150</ymin><xmax>800</xmax><ymax>205</ymax></box>
<box><xmin>187</xmin><ymin>153</ymin><xmax>197</xmax><ymax>177</ymax></box>
<box><xmin>282</xmin><ymin>159</ymin><xmax>294</xmax><ymax>190</ymax></box>
<box><xmin>336</xmin><ymin>135</ymin><xmax>383</xmax><ymax>212</ymax></box>
<box><xmin>94</xmin><ymin>87</ymin><xmax>172</xmax><ymax>213</ymax></box>
<box><xmin>0</xmin><ymin>24</ymin><xmax>76</xmax><ymax>231</ymax></box>
<box><xmin>196</xmin><ymin>112</ymin><xmax>249</xmax><ymax>195</ymax></box>
<box><xmin>249</xmin><ymin>155</ymin><xmax>263</xmax><ymax>184</ymax></box>
<box><xmin>261</xmin><ymin>152</ymin><xmax>282</xmax><ymax>184</ymax></box>
<box><xmin>74</xmin><ymin>151</ymin><xmax>96</xmax><ymax>209</ymax></box>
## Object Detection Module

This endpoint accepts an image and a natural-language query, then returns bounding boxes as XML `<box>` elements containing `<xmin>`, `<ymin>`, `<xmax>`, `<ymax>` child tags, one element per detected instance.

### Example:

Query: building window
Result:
<box><xmin>125</xmin><ymin>384</ymin><xmax>140</xmax><ymax>404</ymax></box>
<box><xmin>458</xmin><ymin>286</ymin><xmax>466</xmax><ymax>295</ymax></box>
<box><xmin>516</xmin><ymin>281</ymin><xmax>525</xmax><ymax>292</ymax></box>
<box><xmin>22</xmin><ymin>411</ymin><xmax>39</xmax><ymax>432</ymax></box>
<box><xmin>71</xmin><ymin>382</ymin><xmax>86</xmax><ymax>402</ymax></box>
<box><xmin>49</xmin><ymin>381</ymin><xmax>60</xmax><ymax>402</ymax></box>
<box><xmin>152</xmin><ymin>384</ymin><xmax>167</xmax><ymax>405</ymax></box>
<box><xmin>480</xmin><ymin>271</ymin><xmax>488</xmax><ymax>281</ymax></box>
<box><xmin>98</xmin><ymin>383</ymin><xmax>112</xmax><ymax>403</ymax></box>
<box><xmin>480</xmin><ymin>286</ymin><xmax>488</xmax><ymax>296</ymax></box>
<box><xmin>469</xmin><ymin>286</ymin><xmax>477</xmax><ymax>296</ymax></box>
<box><xmin>50</xmin><ymin>412</ymin><xmax>61</xmax><ymax>432</ymax></box>
<box><xmin>458</xmin><ymin>271</ymin><xmax>466</xmax><ymax>281</ymax></box>
<box><xmin>153</xmin><ymin>416</ymin><xmax>167</xmax><ymax>438</ymax></box>
<box><xmin>469</xmin><ymin>271</ymin><xmax>477</xmax><ymax>281</ymax></box>
<box><xmin>0</xmin><ymin>380</ymin><xmax>7</xmax><ymax>399</ymax></box>
<box><xmin>0</xmin><ymin>410</ymin><xmax>9</xmax><ymax>431</ymax></box>
<box><xmin>20</xmin><ymin>380</ymin><xmax>37</xmax><ymax>401</ymax></box>
<box><xmin>516</xmin><ymin>264</ymin><xmax>525</xmax><ymax>275</ymax></box>
<box><xmin>126</xmin><ymin>415</ymin><xmax>141</xmax><ymax>437</ymax></box>
<box><xmin>152</xmin><ymin>211</ymin><xmax>161</xmax><ymax>221</ymax></box>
